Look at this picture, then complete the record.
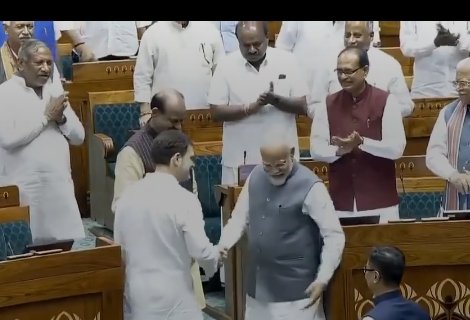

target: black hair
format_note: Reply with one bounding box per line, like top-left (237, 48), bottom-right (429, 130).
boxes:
top-left (150, 129), bottom-right (193, 165)
top-left (338, 46), bottom-right (370, 68)
top-left (369, 246), bottom-right (405, 286)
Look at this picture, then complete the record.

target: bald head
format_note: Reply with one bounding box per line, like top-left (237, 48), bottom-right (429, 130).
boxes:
top-left (455, 58), bottom-right (470, 105)
top-left (148, 88), bottom-right (186, 134)
top-left (344, 21), bottom-right (374, 50)
top-left (260, 129), bottom-right (295, 186)
top-left (236, 21), bottom-right (269, 63)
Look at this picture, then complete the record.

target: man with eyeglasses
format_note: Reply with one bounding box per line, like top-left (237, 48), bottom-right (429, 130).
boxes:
top-left (362, 246), bottom-right (430, 320)
top-left (310, 47), bottom-right (406, 223)
top-left (426, 57), bottom-right (470, 211)
top-left (309, 21), bottom-right (413, 118)
top-left (218, 128), bottom-right (345, 320)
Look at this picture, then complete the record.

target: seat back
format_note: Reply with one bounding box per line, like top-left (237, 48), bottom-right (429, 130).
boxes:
top-left (88, 90), bottom-right (140, 162)
top-left (0, 186), bottom-right (32, 259)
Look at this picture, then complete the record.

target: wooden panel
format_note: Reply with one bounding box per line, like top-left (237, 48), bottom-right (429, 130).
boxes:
top-left (0, 243), bottom-right (122, 320)
top-left (0, 185), bottom-right (19, 208)
top-left (405, 75), bottom-right (412, 90)
top-left (57, 43), bottom-right (72, 57)
top-left (0, 207), bottom-right (29, 224)
top-left (268, 21), bottom-right (282, 42)
top-left (379, 21), bottom-right (400, 47)
top-left (72, 59), bottom-right (136, 82)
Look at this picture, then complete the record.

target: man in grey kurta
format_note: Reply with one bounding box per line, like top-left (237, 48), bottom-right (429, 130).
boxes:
top-left (218, 130), bottom-right (345, 320)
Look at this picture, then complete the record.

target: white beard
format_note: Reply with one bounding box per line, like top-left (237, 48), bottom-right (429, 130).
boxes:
top-left (268, 176), bottom-right (287, 186)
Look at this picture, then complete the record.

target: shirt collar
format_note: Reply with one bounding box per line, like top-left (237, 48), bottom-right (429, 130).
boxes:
top-left (243, 46), bottom-right (272, 70)
top-left (373, 289), bottom-right (402, 305)
top-left (345, 82), bottom-right (371, 103)
top-left (147, 171), bottom-right (179, 185)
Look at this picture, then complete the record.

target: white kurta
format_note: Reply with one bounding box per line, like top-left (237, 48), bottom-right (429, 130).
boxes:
top-left (0, 75), bottom-right (85, 241)
top-left (219, 175), bottom-right (345, 320)
top-left (213, 21), bottom-right (239, 54)
top-left (310, 93), bottom-right (406, 223)
top-left (114, 172), bottom-right (219, 320)
top-left (426, 103), bottom-right (460, 180)
top-left (309, 46), bottom-right (414, 118)
top-left (400, 21), bottom-right (470, 98)
top-left (134, 21), bottom-right (225, 109)
top-left (276, 21), bottom-right (381, 91)
top-left (208, 46), bottom-right (308, 185)
top-left (57, 21), bottom-right (152, 58)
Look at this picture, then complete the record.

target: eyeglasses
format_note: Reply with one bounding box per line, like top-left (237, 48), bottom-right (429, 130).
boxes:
top-left (452, 80), bottom-right (470, 88)
top-left (335, 67), bottom-right (363, 77)
top-left (262, 160), bottom-right (289, 170)
top-left (362, 266), bottom-right (376, 274)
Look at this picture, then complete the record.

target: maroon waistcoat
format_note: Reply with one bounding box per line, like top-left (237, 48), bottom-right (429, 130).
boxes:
top-left (326, 84), bottom-right (398, 212)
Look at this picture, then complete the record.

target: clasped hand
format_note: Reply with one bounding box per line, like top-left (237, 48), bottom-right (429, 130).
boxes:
top-left (331, 131), bottom-right (363, 155)
top-left (45, 92), bottom-right (68, 123)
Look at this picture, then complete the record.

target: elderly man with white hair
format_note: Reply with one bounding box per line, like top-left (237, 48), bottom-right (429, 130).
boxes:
top-left (218, 128), bottom-right (345, 320)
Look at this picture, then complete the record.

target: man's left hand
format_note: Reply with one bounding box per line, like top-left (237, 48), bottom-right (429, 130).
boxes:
top-left (258, 81), bottom-right (280, 106)
top-left (303, 281), bottom-right (326, 309)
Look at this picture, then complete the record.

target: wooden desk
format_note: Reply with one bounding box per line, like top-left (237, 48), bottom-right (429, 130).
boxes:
top-left (0, 237), bottom-right (123, 320)
top-left (330, 220), bottom-right (470, 319)
top-left (215, 173), bottom-right (445, 320)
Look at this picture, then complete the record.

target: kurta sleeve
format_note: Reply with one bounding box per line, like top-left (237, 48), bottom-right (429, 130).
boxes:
top-left (275, 21), bottom-right (300, 52)
top-left (426, 107), bottom-right (458, 180)
top-left (302, 182), bottom-right (345, 285)
top-left (133, 30), bottom-right (157, 103)
top-left (400, 21), bottom-right (436, 58)
top-left (359, 94), bottom-right (406, 160)
top-left (112, 147), bottom-right (145, 212)
top-left (218, 175), bottom-right (250, 250)
top-left (58, 103), bottom-right (85, 145)
top-left (0, 99), bottom-right (48, 150)
top-left (179, 195), bottom-right (219, 278)
top-left (310, 103), bottom-right (340, 163)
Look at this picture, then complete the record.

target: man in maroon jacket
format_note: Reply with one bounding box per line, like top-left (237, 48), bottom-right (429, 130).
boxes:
top-left (310, 47), bottom-right (406, 223)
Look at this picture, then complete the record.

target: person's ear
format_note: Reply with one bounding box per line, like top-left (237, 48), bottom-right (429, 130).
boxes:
top-left (290, 147), bottom-right (295, 158)
top-left (171, 152), bottom-right (182, 167)
top-left (17, 58), bottom-right (25, 72)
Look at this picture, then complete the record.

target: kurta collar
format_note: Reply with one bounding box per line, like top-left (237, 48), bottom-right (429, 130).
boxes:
top-left (347, 82), bottom-right (371, 103)
top-left (373, 289), bottom-right (402, 306)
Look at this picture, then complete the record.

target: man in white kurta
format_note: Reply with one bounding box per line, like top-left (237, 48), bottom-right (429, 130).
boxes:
top-left (114, 130), bottom-right (220, 320)
top-left (426, 57), bottom-right (470, 211)
top-left (276, 21), bottom-right (381, 90)
top-left (213, 21), bottom-right (239, 54)
top-left (218, 130), bottom-right (345, 320)
top-left (208, 21), bottom-right (309, 186)
top-left (310, 47), bottom-right (406, 223)
top-left (134, 21), bottom-right (225, 125)
top-left (309, 21), bottom-right (413, 118)
top-left (0, 39), bottom-right (85, 241)
top-left (400, 21), bottom-right (470, 98)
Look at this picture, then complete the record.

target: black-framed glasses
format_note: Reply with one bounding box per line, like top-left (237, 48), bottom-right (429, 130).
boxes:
top-left (452, 80), bottom-right (470, 88)
top-left (362, 266), bottom-right (375, 274)
top-left (335, 67), bottom-right (362, 77)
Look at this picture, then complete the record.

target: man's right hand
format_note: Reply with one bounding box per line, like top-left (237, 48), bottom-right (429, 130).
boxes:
top-left (434, 24), bottom-right (460, 47)
top-left (217, 245), bottom-right (228, 268)
top-left (449, 171), bottom-right (470, 194)
top-left (75, 43), bottom-right (96, 62)
top-left (139, 102), bottom-right (152, 127)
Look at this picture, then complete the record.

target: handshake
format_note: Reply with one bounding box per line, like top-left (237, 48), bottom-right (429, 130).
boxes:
top-left (216, 244), bottom-right (229, 268)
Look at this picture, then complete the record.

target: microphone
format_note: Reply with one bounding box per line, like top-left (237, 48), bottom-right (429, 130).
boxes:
top-left (243, 151), bottom-right (247, 165)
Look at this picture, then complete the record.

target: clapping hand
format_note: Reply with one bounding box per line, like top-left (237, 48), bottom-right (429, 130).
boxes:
top-left (435, 23), bottom-right (460, 47)
top-left (331, 131), bottom-right (363, 155)
top-left (258, 81), bottom-right (279, 106)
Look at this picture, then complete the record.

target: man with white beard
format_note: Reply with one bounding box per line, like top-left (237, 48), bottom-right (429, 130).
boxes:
top-left (218, 129), bottom-right (345, 320)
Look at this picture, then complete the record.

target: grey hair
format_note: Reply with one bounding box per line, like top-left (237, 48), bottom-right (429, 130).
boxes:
top-left (345, 21), bottom-right (374, 32)
top-left (3, 21), bottom-right (10, 26)
top-left (18, 39), bottom-right (50, 62)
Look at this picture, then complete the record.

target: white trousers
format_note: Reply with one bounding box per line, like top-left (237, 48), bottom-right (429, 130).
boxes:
top-left (245, 295), bottom-right (325, 320)
top-left (336, 202), bottom-right (400, 224)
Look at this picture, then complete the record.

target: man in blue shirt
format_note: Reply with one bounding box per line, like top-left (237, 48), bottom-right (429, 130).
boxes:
top-left (362, 246), bottom-right (430, 320)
